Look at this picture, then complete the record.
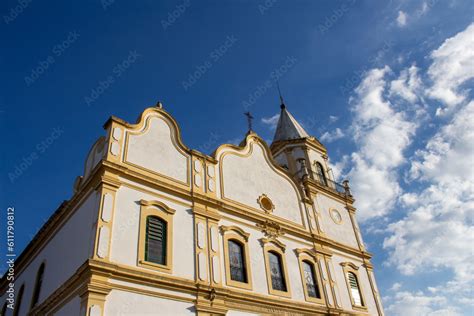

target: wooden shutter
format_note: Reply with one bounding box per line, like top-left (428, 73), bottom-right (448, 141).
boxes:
top-left (145, 216), bottom-right (167, 265)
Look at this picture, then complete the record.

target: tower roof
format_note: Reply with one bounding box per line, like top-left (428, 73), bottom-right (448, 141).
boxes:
top-left (272, 104), bottom-right (310, 143)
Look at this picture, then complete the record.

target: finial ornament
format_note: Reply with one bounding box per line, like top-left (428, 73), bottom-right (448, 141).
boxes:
top-left (244, 111), bottom-right (254, 132)
top-left (156, 101), bottom-right (163, 109)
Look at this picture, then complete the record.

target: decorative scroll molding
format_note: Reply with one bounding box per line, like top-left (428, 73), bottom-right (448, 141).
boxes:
top-left (256, 220), bottom-right (284, 239)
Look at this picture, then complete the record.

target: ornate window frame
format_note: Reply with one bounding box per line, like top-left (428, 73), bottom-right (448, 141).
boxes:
top-left (138, 200), bottom-right (175, 273)
top-left (260, 238), bottom-right (291, 298)
top-left (341, 262), bottom-right (367, 312)
top-left (295, 249), bottom-right (325, 304)
top-left (221, 225), bottom-right (253, 290)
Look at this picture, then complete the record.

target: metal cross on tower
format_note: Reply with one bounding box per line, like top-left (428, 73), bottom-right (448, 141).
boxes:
top-left (244, 111), bottom-right (254, 132)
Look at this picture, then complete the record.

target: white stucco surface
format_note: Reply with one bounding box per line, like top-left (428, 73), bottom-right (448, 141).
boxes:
top-left (125, 115), bottom-right (189, 184)
top-left (104, 289), bottom-right (195, 316)
top-left (316, 194), bottom-right (359, 248)
top-left (218, 218), bottom-right (309, 302)
top-left (219, 142), bottom-right (304, 225)
top-left (331, 253), bottom-right (378, 315)
top-left (110, 185), bottom-right (195, 280)
top-left (1, 192), bottom-right (98, 316)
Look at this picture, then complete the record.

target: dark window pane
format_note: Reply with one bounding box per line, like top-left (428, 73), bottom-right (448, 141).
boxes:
top-left (303, 261), bottom-right (321, 299)
top-left (316, 163), bottom-right (328, 186)
top-left (228, 240), bottom-right (247, 283)
top-left (268, 251), bottom-right (287, 292)
top-left (145, 216), bottom-right (166, 265)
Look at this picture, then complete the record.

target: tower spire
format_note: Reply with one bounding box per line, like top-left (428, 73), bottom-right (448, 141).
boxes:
top-left (277, 81), bottom-right (285, 109)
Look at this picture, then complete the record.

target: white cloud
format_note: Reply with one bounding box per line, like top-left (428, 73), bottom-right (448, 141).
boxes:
top-left (385, 290), bottom-right (462, 316)
top-left (384, 101), bottom-right (474, 280)
top-left (389, 65), bottom-right (423, 103)
top-left (390, 282), bottom-right (402, 291)
top-left (427, 23), bottom-right (474, 112)
top-left (329, 115), bottom-right (339, 123)
top-left (345, 66), bottom-right (417, 221)
top-left (320, 128), bottom-right (344, 143)
top-left (397, 10), bottom-right (408, 27)
top-left (261, 113), bottom-right (280, 129)
top-left (381, 24), bottom-right (474, 313)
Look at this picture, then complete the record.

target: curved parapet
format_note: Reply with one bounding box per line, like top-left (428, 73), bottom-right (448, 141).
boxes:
top-left (104, 106), bottom-right (192, 187)
top-left (213, 132), bottom-right (306, 226)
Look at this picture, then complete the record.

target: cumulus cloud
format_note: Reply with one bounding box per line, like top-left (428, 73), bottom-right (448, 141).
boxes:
top-left (345, 66), bottom-right (417, 220)
top-left (337, 22), bottom-right (474, 314)
top-left (320, 128), bottom-right (344, 143)
top-left (389, 65), bottom-right (423, 103)
top-left (261, 113), bottom-right (280, 129)
top-left (385, 290), bottom-right (462, 316)
top-left (397, 10), bottom-right (408, 27)
top-left (383, 101), bottom-right (474, 302)
top-left (381, 24), bottom-right (474, 314)
top-left (427, 23), bottom-right (474, 113)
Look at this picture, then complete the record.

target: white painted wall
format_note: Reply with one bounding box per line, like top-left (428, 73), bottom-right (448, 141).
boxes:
top-left (218, 217), bottom-right (311, 303)
top-left (125, 115), bottom-right (189, 184)
top-left (110, 184), bottom-right (195, 280)
top-left (83, 137), bottom-right (106, 180)
top-left (104, 289), bottom-right (195, 316)
top-left (331, 253), bottom-right (378, 315)
top-left (0, 192), bottom-right (99, 316)
top-left (315, 194), bottom-right (359, 249)
top-left (219, 142), bottom-right (305, 226)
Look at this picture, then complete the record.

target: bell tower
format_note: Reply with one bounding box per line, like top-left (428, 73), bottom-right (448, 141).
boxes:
top-left (270, 102), bottom-right (351, 198)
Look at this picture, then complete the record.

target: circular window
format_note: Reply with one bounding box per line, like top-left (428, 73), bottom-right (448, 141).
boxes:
top-left (257, 194), bottom-right (274, 213)
top-left (330, 209), bottom-right (342, 224)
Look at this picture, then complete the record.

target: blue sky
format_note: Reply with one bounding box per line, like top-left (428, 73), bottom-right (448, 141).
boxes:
top-left (1, 1), bottom-right (473, 314)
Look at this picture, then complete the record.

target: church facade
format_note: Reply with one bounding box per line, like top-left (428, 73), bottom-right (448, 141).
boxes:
top-left (1, 102), bottom-right (384, 316)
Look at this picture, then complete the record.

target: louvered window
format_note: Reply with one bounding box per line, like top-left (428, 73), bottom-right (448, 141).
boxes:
top-left (268, 251), bottom-right (287, 292)
top-left (303, 260), bottom-right (321, 298)
top-left (348, 272), bottom-right (363, 306)
top-left (145, 216), bottom-right (166, 265)
top-left (228, 240), bottom-right (247, 283)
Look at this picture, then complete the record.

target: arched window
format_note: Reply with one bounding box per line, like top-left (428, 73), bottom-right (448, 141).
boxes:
top-left (145, 216), bottom-right (167, 265)
top-left (315, 162), bottom-right (328, 186)
top-left (13, 284), bottom-right (25, 316)
top-left (228, 239), bottom-right (247, 283)
top-left (348, 272), bottom-right (363, 306)
top-left (30, 262), bottom-right (45, 309)
top-left (302, 260), bottom-right (321, 299)
top-left (221, 226), bottom-right (252, 290)
top-left (268, 251), bottom-right (287, 292)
